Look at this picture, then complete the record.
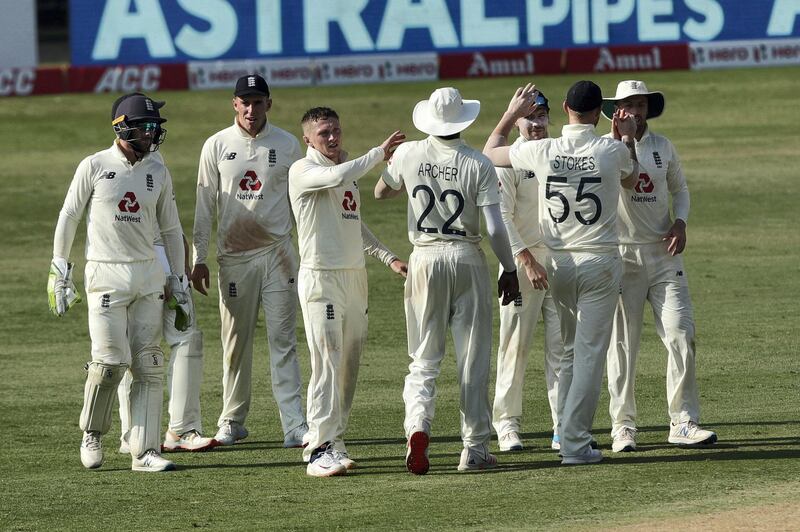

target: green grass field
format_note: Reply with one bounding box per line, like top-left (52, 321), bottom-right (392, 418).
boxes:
top-left (1, 67), bottom-right (799, 531)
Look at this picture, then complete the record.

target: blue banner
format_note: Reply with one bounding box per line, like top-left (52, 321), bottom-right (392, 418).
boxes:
top-left (70, 0), bottom-right (800, 66)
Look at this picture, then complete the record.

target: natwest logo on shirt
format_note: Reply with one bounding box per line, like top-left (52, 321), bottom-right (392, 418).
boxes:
top-left (341, 190), bottom-right (359, 220)
top-left (236, 170), bottom-right (264, 200)
top-left (634, 173), bottom-right (654, 194)
top-left (631, 173), bottom-right (657, 204)
top-left (116, 191), bottom-right (142, 222)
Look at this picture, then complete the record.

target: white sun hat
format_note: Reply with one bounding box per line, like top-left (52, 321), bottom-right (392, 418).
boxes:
top-left (601, 80), bottom-right (665, 120)
top-left (412, 87), bottom-right (481, 136)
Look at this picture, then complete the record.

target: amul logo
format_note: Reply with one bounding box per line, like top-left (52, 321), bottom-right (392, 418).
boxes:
top-left (342, 190), bottom-right (357, 211)
top-left (118, 192), bottom-right (140, 212)
top-left (239, 170), bottom-right (262, 191)
top-left (635, 173), bottom-right (654, 194)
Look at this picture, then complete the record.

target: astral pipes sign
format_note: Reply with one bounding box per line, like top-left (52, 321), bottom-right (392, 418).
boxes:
top-left (70, 0), bottom-right (800, 66)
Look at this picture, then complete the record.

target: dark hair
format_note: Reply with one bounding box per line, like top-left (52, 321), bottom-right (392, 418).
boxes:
top-left (301, 107), bottom-right (339, 125)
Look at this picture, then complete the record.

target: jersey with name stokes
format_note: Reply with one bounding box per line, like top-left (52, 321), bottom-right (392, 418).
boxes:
top-left (510, 124), bottom-right (633, 253)
top-left (60, 142), bottom-right (181, 262)
top-left (382, 136), bottom-right (500, 246)
top-left (193, 121), bottom-right (302, 265)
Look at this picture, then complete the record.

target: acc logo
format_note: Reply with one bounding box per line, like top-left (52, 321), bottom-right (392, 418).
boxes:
top-left (239, 170), bottom-right (262, 191)
top-left (635, 173), bottom-right (654, 194)
top-left (118, 192), bottom-right (140, 213)
top-left (342, 191), bottom-right (357, 211)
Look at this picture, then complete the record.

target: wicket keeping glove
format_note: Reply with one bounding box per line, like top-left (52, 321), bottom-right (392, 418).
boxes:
top-left (166, 274), bottom-right (192, 332)
top-left (48, 257), bottom-right (81, 317)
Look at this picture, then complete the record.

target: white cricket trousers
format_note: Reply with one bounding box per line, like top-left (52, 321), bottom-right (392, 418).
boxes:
top-left (298, 267), bottom-right (368, 461)
top-left (493, 248), bottom-right (564, 437)
top-left (217, 238), bottom-right (305, 435)
top-left (118, 278), bottom-right (205, 438)
top-left (607, 242), bottom-right (699, 435)
top-left (85, 259), bottom-right (165, 455)
top-left (402, 243), bottom-right (493, 450)
top-left (547, 251), bottom-right (621, 459)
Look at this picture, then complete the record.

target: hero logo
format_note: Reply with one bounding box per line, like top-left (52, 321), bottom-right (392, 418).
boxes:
top-left (95, 66), bottom-right (161, 93)
top-left (236, 170), bottom-right (264, 200)
top-left (118, 191), bottom-right (140, 213)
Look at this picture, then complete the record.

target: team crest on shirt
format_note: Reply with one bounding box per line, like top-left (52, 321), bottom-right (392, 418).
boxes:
top-left (652, 151), bottom-right (662, 168)
top-left (522, 170), bottom-right (536, 180)
top-left (268, 148), bottom-right (277, 167)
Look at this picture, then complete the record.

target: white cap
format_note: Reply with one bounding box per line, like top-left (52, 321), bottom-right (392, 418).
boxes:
top-left (412, 87), bottom-right (480, 136)
top-left (601, 80), bottom-right (665, 120)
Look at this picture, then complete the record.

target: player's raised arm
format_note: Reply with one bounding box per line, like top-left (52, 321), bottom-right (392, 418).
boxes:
top-left (484, 84), bottom-right (540, 167)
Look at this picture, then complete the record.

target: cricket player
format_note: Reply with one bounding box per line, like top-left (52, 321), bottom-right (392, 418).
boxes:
top-left (289, 107), bottom-right (406, 477)
top-left (375, 87), bottom-right (521, 474)
top-left (49, 92), bottom-right (189, 472)
top-left (192, 74), bottom-right (308, 448)
top-left (602, 80), bottom-right (717, 452)
top-left (484, 81), bottom-right (639, 465)
top-left (117, 234), bottom-right (216, 454)
top-left (491, 91), bottom-right (566, 452)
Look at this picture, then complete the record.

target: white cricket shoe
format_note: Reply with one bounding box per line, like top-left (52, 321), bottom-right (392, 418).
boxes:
top-left (306, 446), bottom-right (346, 477)
top-left (668, 421), bottom-right (717, 446)
top-left (551, 433), bottom-right (560, 451)
top-left (163, 429), bottom-right (218, 452)
top-left (457, 445), bottom-right (498, 472)
top-left (119, 436), bottom-right (130, 455)
top-left (132, 449), bottom-right (176, 472)
top-left (214, 420), bottom-right (249, 446)
top-left (80, 431), bottom-right (103, 469)
top-left (283, 422), bottom-right (309, 448)
top-left (332, 449), bottom-right (357, 470)
top-left (498, 431), bottom-right (523, 452)
top-left (406, 431), bottom-right (430, 475)
top-left (561, 447), bottom-right (603, 465)
top-left (612, 427), bottom-right (637, 453)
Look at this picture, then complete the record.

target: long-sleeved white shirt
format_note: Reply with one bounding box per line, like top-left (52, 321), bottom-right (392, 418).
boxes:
top-left (509, 124), bottom-right (633, 253)
top-left (604, 128), bottom-right (690, 244)
top-left (193, 120), bottom-right (302, 266)
top-left (380, 136), bottom-right (500, 247)
top-left (52, 141), bottom-right (184, 274)
top-left (497, 136), bottom-right (544, 256)
top-left (289, 146), bottom-right (385, 270)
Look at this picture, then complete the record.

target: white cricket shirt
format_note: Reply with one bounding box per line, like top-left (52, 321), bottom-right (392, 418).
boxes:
top-left (193, 120), bottom-right (302, 265)
top-left (509, 124), bottom-right (633, 253)
top-left (56, 142), bottom-right (183, 263)
top-left (498, 136), bottom-right (544, 256)
top-left (605, 128), bottom-right (690, 245)
top-left (289, 145), bottom-right (384, 270)
top-left (381, 136), bottom-right (500, 247)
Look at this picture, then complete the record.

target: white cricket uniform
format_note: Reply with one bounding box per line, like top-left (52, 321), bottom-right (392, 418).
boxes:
top-left (509, 124), bottom-right (633, 459)
top-left (605, 128), bottom-right (699, 435)
top-left (52, 141), bottom-right (184, 457)
top-left (193, 120), bottom-right (305, 436)
top-left (290, 145), bottom-right (397, 461)
top-left (118, 241), bottom-right (206, 440)
top-left (493, 137), bottom-right (565, 438)
top-left (381, 136), bottom-right (499, 450)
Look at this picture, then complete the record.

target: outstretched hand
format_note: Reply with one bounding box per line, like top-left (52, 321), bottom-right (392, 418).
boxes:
top-left (381, 130), bottom-right (406, 160)
top-left (506, 83), bottom-right (540, 120)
